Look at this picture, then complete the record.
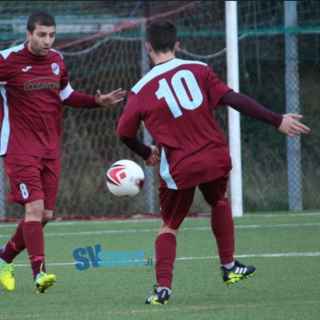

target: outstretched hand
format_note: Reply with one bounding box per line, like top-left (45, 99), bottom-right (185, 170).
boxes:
top-left (95, 88), bottom-right (126, 107)
top-left (0, 81), bottom-right (7, 86)
top-left (145, 145), bottom-right (161, 166)
top-left (278, 114), bottom-right (310, 138)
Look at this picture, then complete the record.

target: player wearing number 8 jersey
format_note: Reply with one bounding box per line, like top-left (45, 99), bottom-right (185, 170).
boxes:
top-left (117, 19), bottom-right (310, 305)
top-left (0, 10), bottom-right (126, 293)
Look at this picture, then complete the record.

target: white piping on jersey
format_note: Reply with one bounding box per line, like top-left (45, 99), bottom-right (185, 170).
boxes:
top-left (160, 148), bottom-right (177, 190)
top-left (0, 87), bottom-right (10, 155)
top-left (0, 44), bottom-right (64, 60)
top-left (51, 48), bottom-right (64, 59)
top-left (60, 83), bottom-right (74, 101)
top-left (0, 43), bottom-right (25, 60)
top-left (132, 58), bottom-right (207, 94)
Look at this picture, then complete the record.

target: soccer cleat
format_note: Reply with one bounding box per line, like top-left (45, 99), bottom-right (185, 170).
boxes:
top-left (0, 258), bottom-right (15, 291)
top-left (221, 260), bottom-right (256, 285)
top-left (145, 285), bottom-right (170, 305)
top-left (34, 272), bottom-right (56, 293)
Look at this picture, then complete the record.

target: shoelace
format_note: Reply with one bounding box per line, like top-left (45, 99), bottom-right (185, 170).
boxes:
top-left (235, 260), bottom-right (245, 268)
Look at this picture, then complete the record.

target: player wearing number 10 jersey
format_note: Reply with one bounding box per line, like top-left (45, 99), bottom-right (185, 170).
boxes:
top-left (118, 57), bottom-right (233, 190)
top-left (116, 19), bottom-right (310, 305)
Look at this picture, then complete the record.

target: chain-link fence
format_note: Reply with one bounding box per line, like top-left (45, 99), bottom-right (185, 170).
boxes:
top-left (0, 1), bottom-right (319, 218)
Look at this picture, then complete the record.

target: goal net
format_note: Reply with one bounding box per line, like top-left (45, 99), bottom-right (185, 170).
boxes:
top-left (0, 1), bottom-right (319, 218)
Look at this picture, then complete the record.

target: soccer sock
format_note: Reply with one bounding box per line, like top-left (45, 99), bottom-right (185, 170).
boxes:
top-left (211, 198), bottom-right (235, 265)
top-left (157, 286), bottom-right (172, 295)
top-left (155, 233), bottom-right (176, 289)
top-left (0, 218), bottom-right (26, 263)
top-left (0, 218), bottom-right (49, 264)
top-left (222, 261), bottom-right (235, 269)
top-left (23, 221), bottom-right (46, 280)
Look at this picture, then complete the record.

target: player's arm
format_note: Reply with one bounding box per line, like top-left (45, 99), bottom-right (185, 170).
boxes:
top-left (0, 81), bottom-right (7, 85)
top-left (119, 136), bottom-right (160, 166)
top-left (220, 91), bottom-right (310, 137)
top-left (119, 136), bottom-right (152, 160)
top-left (117, 93), bottom-right (160, 166)
top-left (95, 88), bottom-right (126, 107)
top-left (58, 55), bottom-right (125, 108)
top-left (62, 89), bottom-right (125, 108)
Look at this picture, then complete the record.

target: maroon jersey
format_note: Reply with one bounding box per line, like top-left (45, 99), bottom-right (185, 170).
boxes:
top-left (0, 42), bottom-right (73, 158)
top-left (117, 58), bottom-right (233, 190)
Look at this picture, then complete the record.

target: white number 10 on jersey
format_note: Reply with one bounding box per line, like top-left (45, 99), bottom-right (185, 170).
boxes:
top-left (155, 70), bottom-right (203, 118)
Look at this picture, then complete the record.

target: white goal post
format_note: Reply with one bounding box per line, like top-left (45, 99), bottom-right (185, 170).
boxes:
top-left (225, 1), bottom-right (243, 217)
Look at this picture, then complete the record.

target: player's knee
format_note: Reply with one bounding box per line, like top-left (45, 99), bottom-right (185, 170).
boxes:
top-left (211, 197), bottom-right (229, 208)
top-left (159, 222), bottom-right (179, 236)
top-left (42, 210), bottom-right (53, 226)
top-left (25, 200), bottom-right (45, 221)
top-left (204, 196), bottom-right (220, 206)
top-left (42, 217), bottom-right (51, 227)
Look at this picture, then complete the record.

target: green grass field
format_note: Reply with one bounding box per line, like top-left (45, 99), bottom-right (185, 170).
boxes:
top-left (1, 212), bottom-right (320, 320)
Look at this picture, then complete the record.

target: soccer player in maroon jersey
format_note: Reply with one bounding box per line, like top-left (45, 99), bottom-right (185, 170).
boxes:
top-left (116, 19), bottom-right (310, 305)
top-left (0, 10), bottom-right (126, 293)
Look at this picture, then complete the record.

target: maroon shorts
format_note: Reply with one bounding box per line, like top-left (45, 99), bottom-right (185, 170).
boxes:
top-left (4, 154), bottom-right (60, 210)
top-left (159, 174), bottom-right (229, 230)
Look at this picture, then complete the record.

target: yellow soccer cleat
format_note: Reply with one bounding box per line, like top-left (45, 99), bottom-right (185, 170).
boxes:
top-left (0, 258), bottom-right (15, 291)
top-left (145, 285), bottom-right (171, 305)
top-left (34, 272), bottom-right (56, 293)
top-left (221, 260), bottom-right (256, 285)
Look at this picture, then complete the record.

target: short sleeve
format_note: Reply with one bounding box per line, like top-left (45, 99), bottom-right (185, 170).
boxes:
top-left (60, 59), bottom-right (70, 91)
top-left (206, 66), bottom-right (233, 110)
top-left (0, 55), bottom-right (7, 81)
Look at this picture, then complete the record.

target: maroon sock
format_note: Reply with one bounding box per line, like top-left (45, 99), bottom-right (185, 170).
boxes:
top-left (155, 233), bottom-right (176, 289)
top-left (0, 218), bottom-right (26, 263)
top-left (211, 198), bottom-right (235, 265)
top-left (23, 221), bottom-right (46, 279)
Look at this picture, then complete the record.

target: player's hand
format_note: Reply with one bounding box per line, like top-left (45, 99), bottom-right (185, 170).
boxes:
top-left (95, 88), bottom-right (126, 107)
top-left (145, 145), bottom-right (160, 166)
top-left (0, 81), bottom-right (7, 86)
top-left (278, 114), bottom-right (310, 138)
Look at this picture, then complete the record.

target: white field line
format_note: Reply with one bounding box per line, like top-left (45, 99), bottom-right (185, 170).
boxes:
top-left (0, 212), bottom-right (320, 228)
top-left (13, 251), bottom-right (320, 267)
top-left (0, 222), bottom-right (319, 238)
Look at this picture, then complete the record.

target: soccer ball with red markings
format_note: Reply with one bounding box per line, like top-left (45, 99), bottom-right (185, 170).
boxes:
top-left (106, 159), bottom-right (145, 197)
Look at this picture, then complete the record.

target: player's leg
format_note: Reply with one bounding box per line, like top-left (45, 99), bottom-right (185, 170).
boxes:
top-left (31, 208), bottom-right (56, 294)
top-left (0, 217), bottom-right (26, 291)
top-left (24, 200), bottom-right (51, 289)
top-left (32, 209), bottom-right (55, 294)
top-left (0, 210), bottom-right (54, 292)
top-left (32, 158), bottom-right (60, 293)
top-left (145, 186), bottom-right (195, 305)
top-left (0, 155), bottom-right (31, 291)
top-left (1, 155), bottom-right (57, 293)
top-left (199, 175), bottom-right (256, 284)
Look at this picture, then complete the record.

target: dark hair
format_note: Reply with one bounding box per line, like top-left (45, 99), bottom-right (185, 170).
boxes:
top-left (27, 10), bottom-right (56, 33)
top-left (146, 19), bottom-right (177, 53)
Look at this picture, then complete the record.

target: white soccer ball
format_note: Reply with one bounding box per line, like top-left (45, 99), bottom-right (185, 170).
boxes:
top-left (106, 159), bottom-right (145, 197)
